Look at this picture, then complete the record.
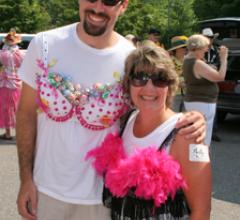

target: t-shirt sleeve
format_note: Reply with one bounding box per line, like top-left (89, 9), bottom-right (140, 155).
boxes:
top-left (18, 34), bottom-right (42, 90)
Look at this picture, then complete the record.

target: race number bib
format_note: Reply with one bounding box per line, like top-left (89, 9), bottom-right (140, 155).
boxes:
top-left (189, 144), bottom-right (210, 162)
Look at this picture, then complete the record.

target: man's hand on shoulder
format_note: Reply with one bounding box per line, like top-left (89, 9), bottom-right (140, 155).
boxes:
top-left (176, 111), bottom-right (206, 143)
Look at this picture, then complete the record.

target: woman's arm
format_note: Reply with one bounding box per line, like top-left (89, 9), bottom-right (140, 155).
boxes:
top-left (170, 135), bottom-right (212, 220)
top-left (194, 46), bottom-right (228, 82)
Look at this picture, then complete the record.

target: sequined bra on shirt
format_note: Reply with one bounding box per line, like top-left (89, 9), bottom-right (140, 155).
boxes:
top-left (35, 35), bottom-right (129, 131)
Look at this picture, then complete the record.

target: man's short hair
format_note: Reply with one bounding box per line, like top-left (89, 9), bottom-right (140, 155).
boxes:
top-left (148, 28), bottom-right (160, 35)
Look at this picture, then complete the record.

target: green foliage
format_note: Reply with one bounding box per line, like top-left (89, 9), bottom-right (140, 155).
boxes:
top-left (40, 0), bottom-right (79, 28)
top-left (6, 0), bottom-right (240, 46)
top-left (0, 0), bottom-right (50, 33)
top-left (116, 0), bottom-right (168, 38)
top-left (116, 0), bottom-right (196, 48)
top-left (193, 0), bottom-right (240, 20)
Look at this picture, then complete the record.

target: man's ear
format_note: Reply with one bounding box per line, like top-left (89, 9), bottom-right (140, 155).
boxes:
top-left (119, 0), bottom-right (129, 15)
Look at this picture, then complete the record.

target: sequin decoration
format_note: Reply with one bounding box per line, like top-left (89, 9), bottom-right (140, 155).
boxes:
top-left (47, 72), bottom-right (114, 107)
top-left (36, 59), bottom-right (130, 130)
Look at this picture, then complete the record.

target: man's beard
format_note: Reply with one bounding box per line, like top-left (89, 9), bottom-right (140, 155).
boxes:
top-left (83, 10), bottom-right (110, 36)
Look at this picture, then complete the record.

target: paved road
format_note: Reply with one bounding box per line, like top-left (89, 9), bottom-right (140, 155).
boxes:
top-left (0, 112), bottom-right (240, 219)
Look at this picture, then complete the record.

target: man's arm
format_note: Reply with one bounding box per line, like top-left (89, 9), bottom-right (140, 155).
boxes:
top-left (175, 111), bottom-right (206, 143)
top-left (16, 82), bottom-right (38, 220)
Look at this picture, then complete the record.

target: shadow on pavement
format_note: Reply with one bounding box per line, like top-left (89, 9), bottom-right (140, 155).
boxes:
top-left (0, 137), bottom-right (16, 145)
top-left (211, 114), bottom-right (240, 204)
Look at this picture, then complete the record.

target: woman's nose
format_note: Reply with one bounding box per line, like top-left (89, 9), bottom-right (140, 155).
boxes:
top-left (144, 79), bottom-right (155, 89)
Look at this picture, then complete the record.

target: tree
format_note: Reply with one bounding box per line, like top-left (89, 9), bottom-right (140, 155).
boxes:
top-left (116, 0), bottom-right (196, 48)
top-left (0, 0), bottom-right (197, 44)
top-left (0, 0), bottom-right (50, 33)
top-left (40, 0), bottom-right (79, 28)
top-left (193, 0), bottom-right (240, 20)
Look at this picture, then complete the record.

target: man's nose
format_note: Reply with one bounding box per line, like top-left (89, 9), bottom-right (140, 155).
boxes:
top-left (94, 0), bottom-right (107, 12)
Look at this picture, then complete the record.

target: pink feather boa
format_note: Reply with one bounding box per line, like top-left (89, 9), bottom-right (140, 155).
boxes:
top-left (86, 133), bottom-right (187, 207)
top-left (85, 133), bottom-right (126, 175)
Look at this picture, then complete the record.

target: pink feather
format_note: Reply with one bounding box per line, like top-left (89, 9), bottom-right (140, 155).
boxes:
top-left (85, 134), bottom-right (187, 207)
top-left (85, 133), bottom-right (125, 175)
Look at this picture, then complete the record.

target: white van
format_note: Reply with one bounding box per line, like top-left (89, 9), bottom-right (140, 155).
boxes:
top-left (0, 33), bottom-right (35, 50)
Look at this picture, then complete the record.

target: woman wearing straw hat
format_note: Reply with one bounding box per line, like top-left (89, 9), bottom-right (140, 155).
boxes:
top-left (0, 29), bottom-right (24, 140)
top-left (168, 36), bottom-right (188, 76)
top-left (168, 36), bottom-right (188, 111)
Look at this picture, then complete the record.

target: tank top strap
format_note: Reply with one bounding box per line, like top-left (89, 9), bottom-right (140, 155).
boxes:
top-left (119, 109), bottom-right (136, 137)
top-left (158, 128), bottom-right (179, 151)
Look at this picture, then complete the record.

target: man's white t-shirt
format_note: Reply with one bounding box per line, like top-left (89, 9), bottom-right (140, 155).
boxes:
top-left (18, 23), bottom-right (134, 204)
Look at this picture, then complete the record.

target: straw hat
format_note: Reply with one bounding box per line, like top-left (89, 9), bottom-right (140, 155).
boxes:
top-left (168, 35), bottom-right (188, 51)
top-left (3, 28), bottom-right (22, 46)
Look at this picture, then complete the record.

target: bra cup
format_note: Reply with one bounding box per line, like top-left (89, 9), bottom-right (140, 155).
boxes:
top-left (76, 84), bottom-right (127, 129)
top-left (38, 76), bottom-right (73, 119)
top-left (37, 75), bottom-right (128, 129)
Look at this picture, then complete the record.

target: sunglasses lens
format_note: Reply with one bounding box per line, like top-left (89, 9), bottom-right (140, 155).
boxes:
top-left (130, 74), bottom-right (148, 87)
top-left (103, 0), bottom-right (122, 6)
top-left (130, 72), bottom-right (170, 88)
top-left (87, 0), bottom-right (122, 6)
top-left (151, 74), bottom-right (170, 87)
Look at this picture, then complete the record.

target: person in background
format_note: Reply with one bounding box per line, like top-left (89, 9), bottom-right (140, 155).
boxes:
top-left (183, 34), bottom-right (228, 146)
top-left (168, 35), bottom-right (188, 76)
top-left (168, 35), bottom-right (188, 111)
top-left (16, 1), bottom-right (206, 219)
top-left (140, 39), bottom-right (157, 47)
top-left (125, 34), bottom-right (136, 46)
top-left (0, 29), bottom-right (24, 140)
top-left (202, 28), bottom-right (220, 69)
top-left (87, 45), bottom-right (212, 220)
top-left (202, 27), bottom-right (221, 142)
top-left (125, 34), bottom-right (141, 47)
top-left (147, 27), bottom-right (164, 48)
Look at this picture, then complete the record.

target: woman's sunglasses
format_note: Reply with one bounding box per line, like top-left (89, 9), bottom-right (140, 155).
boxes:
top-left (129, 72), bottom-right (172, 88)
top-left (86, 0), bottom-right (123, 7)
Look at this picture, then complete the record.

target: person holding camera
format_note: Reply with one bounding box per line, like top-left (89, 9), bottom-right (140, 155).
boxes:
top-left (202, 28), bottom-right (221, 142)
top-left (183, 34), bottom-right (228, 146)
top-left (202, 28), bottom-right (220, 69)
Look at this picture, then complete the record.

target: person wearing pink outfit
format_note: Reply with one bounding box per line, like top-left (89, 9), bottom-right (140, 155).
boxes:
top-left (0, 29), bottom-right (24, 140)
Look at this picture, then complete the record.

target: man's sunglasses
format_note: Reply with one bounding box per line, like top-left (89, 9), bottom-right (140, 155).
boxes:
top-left (129, 72), bottom-right (172, 88)
top-left (86, 0), bottom-right (123, 7)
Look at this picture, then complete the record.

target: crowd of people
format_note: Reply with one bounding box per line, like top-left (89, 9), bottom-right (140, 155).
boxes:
top-left (0, 1), bottom-right (230, 220)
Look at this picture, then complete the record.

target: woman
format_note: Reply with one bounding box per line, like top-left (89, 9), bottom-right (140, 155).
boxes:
top-left (0, 29), bottom-right (24, 140)
top-left (168, 35), bottom-right (188, 111)
top-left (87, 45), bottom-right (212, 220)
top-left (183, 34), bottom-right (228, 146)
top-left (168, 35), bottom-right (188, 76)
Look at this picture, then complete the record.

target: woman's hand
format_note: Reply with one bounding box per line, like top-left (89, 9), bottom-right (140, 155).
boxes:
top-left (219, 45), bottom-right (228, 62)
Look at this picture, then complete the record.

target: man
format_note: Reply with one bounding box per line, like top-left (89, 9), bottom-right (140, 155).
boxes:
top-left (16, 1), bottom-right (206, 220)
top-left (202, 28), bottom-right (220, 68)
top-left (202, 27), bottom-right (221, 142)
top-left (147, 27), bottom-right (164, 48)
